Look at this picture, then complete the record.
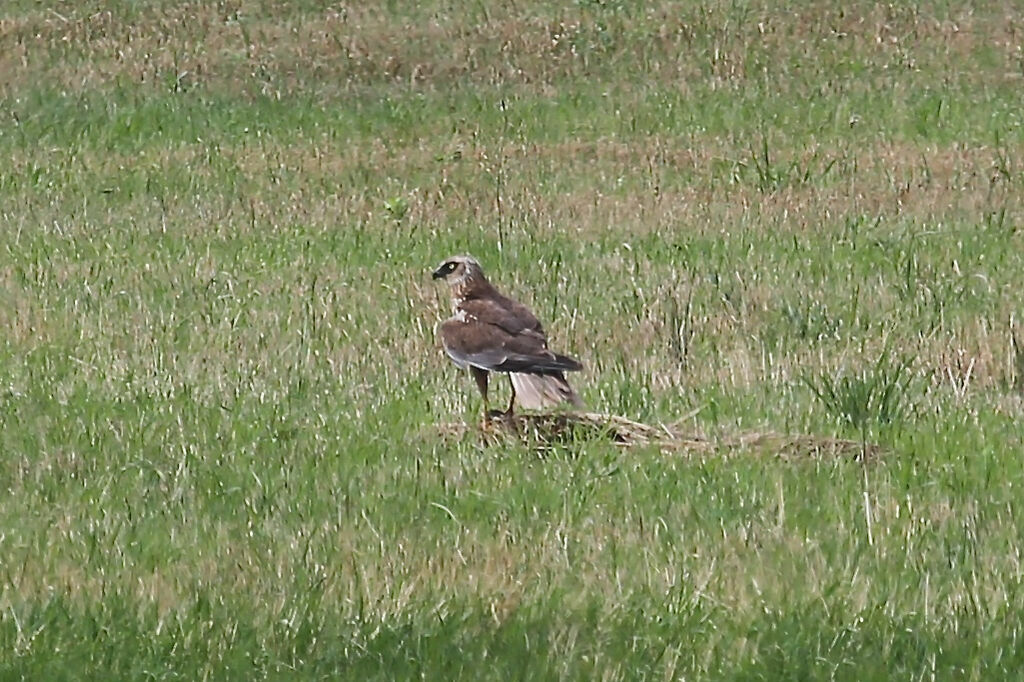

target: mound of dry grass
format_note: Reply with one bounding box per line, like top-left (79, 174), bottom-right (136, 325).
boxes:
top-left (440, 411), bottom-right (881, 460)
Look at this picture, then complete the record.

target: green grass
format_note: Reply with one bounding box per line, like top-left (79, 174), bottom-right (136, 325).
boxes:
top-left (2, 0), bottom-right (1024, 679)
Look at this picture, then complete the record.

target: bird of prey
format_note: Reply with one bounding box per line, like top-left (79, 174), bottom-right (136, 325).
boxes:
top-left (432, 255), bottom-right (583, 418)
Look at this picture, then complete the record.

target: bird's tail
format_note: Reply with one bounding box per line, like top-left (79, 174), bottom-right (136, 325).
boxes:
top-left (510, 372), bottom-right (583, 410)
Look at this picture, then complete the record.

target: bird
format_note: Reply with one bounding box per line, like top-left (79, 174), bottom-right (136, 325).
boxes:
top-left (432, 255), bottom-right (583, 419)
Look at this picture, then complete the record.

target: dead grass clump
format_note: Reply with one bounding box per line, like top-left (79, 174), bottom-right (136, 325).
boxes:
top-left (439, 411), bottom-right (880, 460)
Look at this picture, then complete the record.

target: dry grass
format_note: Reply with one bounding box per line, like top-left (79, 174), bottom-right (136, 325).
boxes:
top-left (438, 411), bottom-right (882, 460)
top-left (4, 1), bottom-right (1022, 96)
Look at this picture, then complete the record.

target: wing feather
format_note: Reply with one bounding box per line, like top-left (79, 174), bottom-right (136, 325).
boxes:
top-left (441, 316), bottom-right (581, 374)
top-left (458, 298), bottom-right (542, 336)
top-left (440, 278), bottom-right (583, 380)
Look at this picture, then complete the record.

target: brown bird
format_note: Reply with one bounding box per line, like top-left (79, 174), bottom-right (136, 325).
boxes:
top-left (432, 255), bottom-right (583, 418)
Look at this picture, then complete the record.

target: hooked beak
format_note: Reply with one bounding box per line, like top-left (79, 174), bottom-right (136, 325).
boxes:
top-left (431, 267), bottom-right (445, 280)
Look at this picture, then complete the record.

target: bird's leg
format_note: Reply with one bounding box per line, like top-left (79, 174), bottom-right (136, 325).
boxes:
top-left (470, 367), bottom-right (490, 420)
top-left (505, 374), bottom-right (517, 418)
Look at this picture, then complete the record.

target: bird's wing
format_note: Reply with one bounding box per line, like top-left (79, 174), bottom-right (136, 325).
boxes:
top-left (459, 297), bottom-right (544, 337)
top-left (441, 317), bottom-right (581, 374)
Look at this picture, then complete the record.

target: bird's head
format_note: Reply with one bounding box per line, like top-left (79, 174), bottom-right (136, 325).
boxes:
top-left (432, 255), bottom-right (483, 288)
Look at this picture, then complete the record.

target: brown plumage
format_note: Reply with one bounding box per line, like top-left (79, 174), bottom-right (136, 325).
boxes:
top-left (432, 255), bottom-right (583, 417)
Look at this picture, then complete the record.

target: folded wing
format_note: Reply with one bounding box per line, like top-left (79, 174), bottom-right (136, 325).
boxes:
top-left (441, 318), bottom-right (581, 373)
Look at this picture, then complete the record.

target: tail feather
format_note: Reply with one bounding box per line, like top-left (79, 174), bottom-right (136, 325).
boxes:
top-left (510, 372), bottom-right (583, 410)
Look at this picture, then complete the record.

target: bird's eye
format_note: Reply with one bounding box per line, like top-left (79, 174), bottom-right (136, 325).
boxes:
top-left (445, 262), bottom-right (456, 272)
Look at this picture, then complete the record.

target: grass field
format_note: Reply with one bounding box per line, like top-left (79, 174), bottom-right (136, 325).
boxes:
top-left (2, 1), bottom-right (1024, 679)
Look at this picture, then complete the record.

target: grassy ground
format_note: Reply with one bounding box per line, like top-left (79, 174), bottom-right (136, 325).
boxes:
top-left (2, 0), bottom-right (1024, 679)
